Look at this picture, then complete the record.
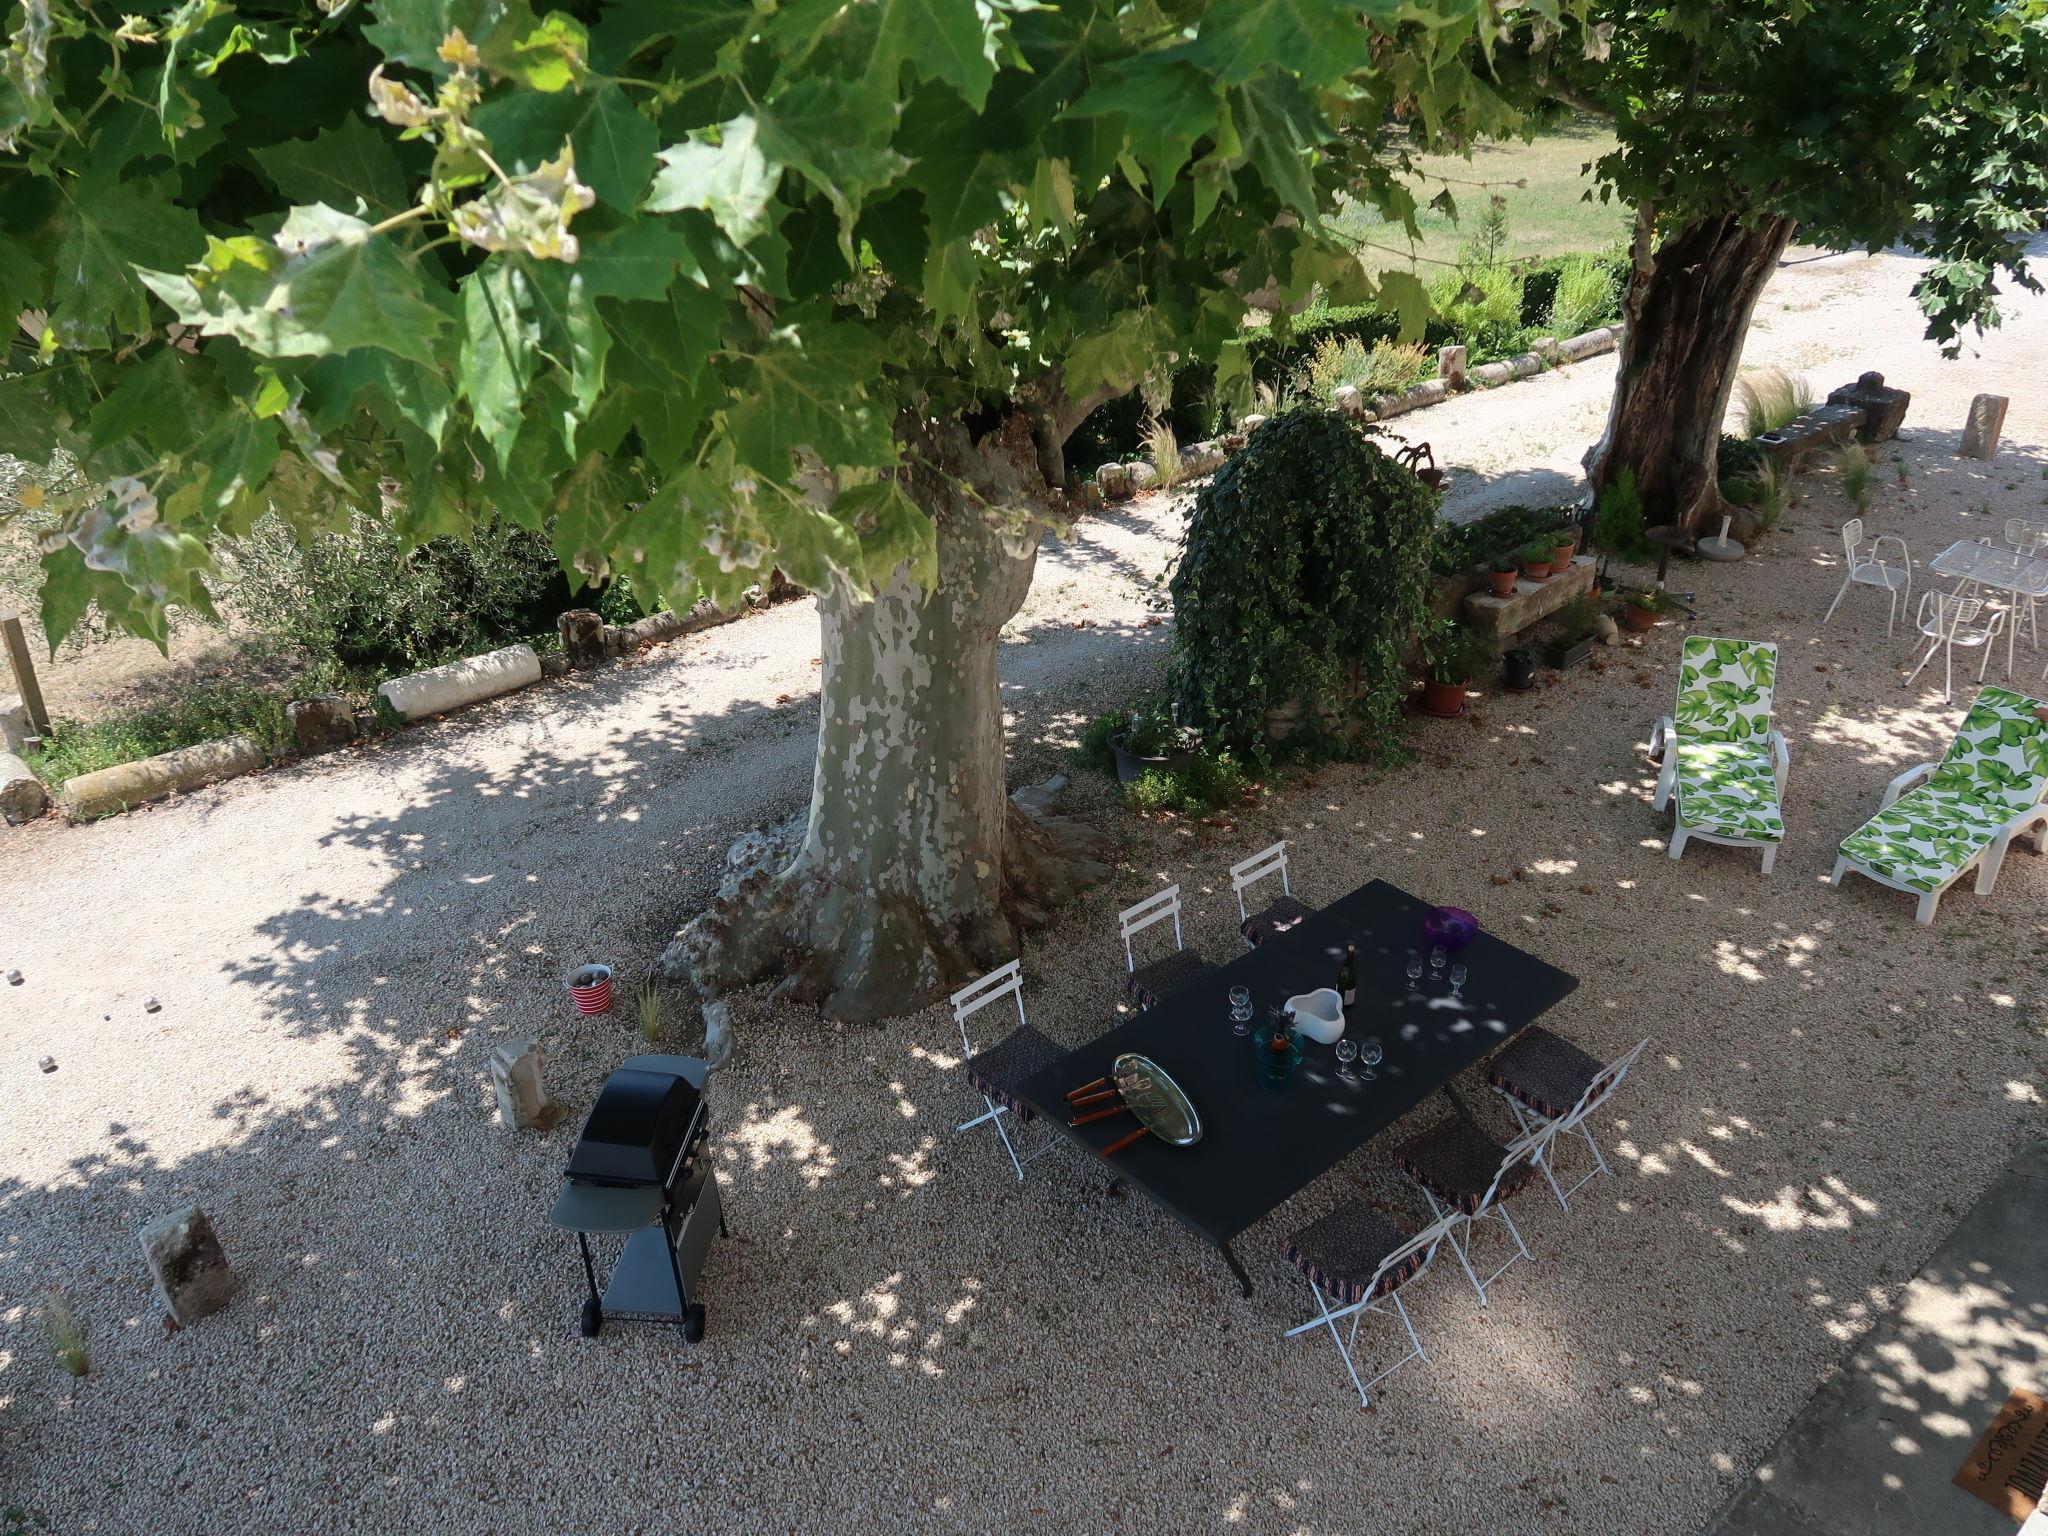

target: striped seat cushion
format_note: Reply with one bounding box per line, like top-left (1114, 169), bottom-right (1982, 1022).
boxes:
top-left (1394, 1119), bottom-right (1534, 1215)
top-left (964, 1025), bottom-right (1065, 1119)
top-left (1123, 948), bottom-right (1214, 1010)
top-left (1240, 894), bottom-right (1315, 946)
top-left (1484, 1026), bottom-right (1608, 1122)
top-left (1285, 1203), bottom-right (1427, 1306)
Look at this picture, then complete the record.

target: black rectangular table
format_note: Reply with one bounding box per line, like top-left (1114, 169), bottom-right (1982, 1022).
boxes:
top-left (1015, 879), bottom-right (1579, 1297)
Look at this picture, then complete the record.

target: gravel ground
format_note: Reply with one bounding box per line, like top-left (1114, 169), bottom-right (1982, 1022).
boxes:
top-left (3, 245), bottom-right (2047, 1535)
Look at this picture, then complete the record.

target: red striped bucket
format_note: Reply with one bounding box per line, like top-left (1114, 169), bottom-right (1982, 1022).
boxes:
top-left (568, 964), bottom-right (613, 1016)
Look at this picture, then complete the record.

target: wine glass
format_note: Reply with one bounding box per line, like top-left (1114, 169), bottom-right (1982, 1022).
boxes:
top-left (1358, 1035), bottom-right (1383, 1081)
top-left (1405, 951), bottom-right (1423, 991)
top-left (1334, 1038), bottom-right (1359, 1083)
top-left (1230, 999), bottom-right (1253, 1036)
top-left (1449, 963), bottom-right (1468, 998)
top-left (1428, 946), bottom-right (1447, 977)
top-left (1228, 985), bottom-right (1250, 1011)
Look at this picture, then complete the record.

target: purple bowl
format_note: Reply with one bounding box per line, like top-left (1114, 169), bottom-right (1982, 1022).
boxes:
top-left (1422, 906), bottom-right (1479, 951)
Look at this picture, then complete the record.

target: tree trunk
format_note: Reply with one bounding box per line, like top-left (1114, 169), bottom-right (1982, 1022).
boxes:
top-left (1587, 211), bottom-right (1797, 535)
top-left (659, 414), bottom-right (1107, 1022)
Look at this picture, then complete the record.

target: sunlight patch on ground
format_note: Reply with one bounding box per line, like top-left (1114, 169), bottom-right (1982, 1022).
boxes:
top-left (723, 1102), bottom-right (839, 1187)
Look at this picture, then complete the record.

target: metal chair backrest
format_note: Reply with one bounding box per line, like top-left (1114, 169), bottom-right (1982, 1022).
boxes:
top-left (2005, 518), bottom-right (2048, 556)
top-left (1118, 886), bottom-right (1185, 972)
top-left (1922, 588), bottom-right (1997, 643)
top-left (1228, 841), bottom-right (1290, 923)
top-left (1555, 1038), bottom-right (1650, 1135)
top-left (1473, 1121), bottom-right (1556, 1219)
top-left (950, 960), bottom-right (1026, 1058)
top-left (1840, 516), bottom-right (1866, 565)
top-left (1369, 1209), bottom-right (1461, 1300)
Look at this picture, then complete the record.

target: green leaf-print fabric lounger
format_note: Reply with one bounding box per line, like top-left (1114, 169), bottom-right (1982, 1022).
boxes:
top-left (1833, 686), bottom-right (2048, 923)
top-left (1650, 637), bottom-right (1789, 872)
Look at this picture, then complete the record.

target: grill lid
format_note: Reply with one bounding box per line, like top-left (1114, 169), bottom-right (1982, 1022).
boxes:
top-left (566, 1068), bottom-right (701, 1187)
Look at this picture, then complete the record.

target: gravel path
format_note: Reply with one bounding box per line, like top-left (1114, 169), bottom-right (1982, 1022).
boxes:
top-left (3, 245), bottom-right (2046, 1535)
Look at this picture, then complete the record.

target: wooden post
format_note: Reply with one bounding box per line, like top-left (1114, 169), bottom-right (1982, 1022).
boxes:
top-left (1, 612), bottom-right (49, 736)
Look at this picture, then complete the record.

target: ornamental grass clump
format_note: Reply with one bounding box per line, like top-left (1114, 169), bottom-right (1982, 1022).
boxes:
top-left (1737, 368), bottom-right (1814, 438)
top-left (1169, 407), bottom-right (1438, 760)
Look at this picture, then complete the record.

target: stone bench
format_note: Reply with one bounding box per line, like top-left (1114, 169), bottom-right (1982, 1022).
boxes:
top-left (1462, 556), bottom-right (1596, 644)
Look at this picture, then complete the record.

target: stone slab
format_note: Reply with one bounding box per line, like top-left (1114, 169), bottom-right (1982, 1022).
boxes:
top-left (490, 1038), bottom-right (547, 1130)
top-left (377, 643), bottom-right (541, 722)
top-left (286, 694), bottom-right (355, 753)
top-left (59, 735), bottom-right (263, 821)
top-left (1827, 372), bottom-right (1911, 442)
top-left (138, 1205), bottom-right (238, 1326)
top-left (1462, 556), bottom-right (1596, 641)
top-left (0, 692), bottom-right (26, 752)
top-left (1706, 1133), bottom-right (2048, 1536)
top-left (1961, 394), bottom-right (2010, 460)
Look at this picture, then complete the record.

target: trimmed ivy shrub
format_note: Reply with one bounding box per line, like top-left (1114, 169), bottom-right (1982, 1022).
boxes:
top-left (1430, 503), bottom-right (1577, 578)
top-left (1169, 407), bottom-right (1439, 759)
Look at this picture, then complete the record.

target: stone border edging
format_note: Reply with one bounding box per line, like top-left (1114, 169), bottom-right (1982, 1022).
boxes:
top-left (57, 734), bottom-right (264, 822)
top-left (376, 642), bottom-right (543, 722)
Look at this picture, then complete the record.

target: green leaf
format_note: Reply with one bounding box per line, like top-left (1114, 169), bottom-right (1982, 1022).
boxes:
top-left (251, 116), bottom-right (412, 216)
top-left (727, 308), bottom-right (897, 475)
top-left (1232, 75), bottom-right (1325, 220)
top-left (1375, 270), bottom-right (1432, 342)
top-left (577, 218), bottom-right (693, 300)
top-left (1065, 324), bottom-right (1155, 397)
top-left (876, 0), bottom-right (1005, 110)
top-left (1167, 0), bottom-right (1377, 88)
top-left (50, 172), bottom-right (208, 345)
top-left (458, 258), bottom-right (540, 466)
top-left (549, 451), bottom-right (633, 580)
top-left (138, 205), bottom-right (449, 369)
top-left (752, 80), bottom-right (910, 260)
top-left (922, 237), bottom-right (977, 325)
top-left (646, 115), bottom-right (780, 246)
top-left (590, 0), bottom-right (753, 72)
top-left (571, 84), bottom-right (658, 210)
top-left (523, 260), bottom-right (610, 431)
top-left (837, 479), bottom-right (937, 592)
top-left (300, 348), bottom-right (455, 443)
top-left (1070, 63), bottom-right (1221, 197)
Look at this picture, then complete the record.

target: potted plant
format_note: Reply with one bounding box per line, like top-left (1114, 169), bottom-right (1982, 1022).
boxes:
top-left (1487, 555), bottom-right (1519, 597)
top-left (1420, 620), bottom-right (1493, 717)
top-left (1622, 588), bottom-right (1670, 632)
top-left (1546, 596), bottom-right (1601, 669)
top-left (1518, 540), bottom-right (1554, 581)
top-left (1111, 697), bottom-right (1201, 783)
top-left (1548, 524), bottom-right (1578, 569)
top-left (1503, 647), bottom-right (1539, 691)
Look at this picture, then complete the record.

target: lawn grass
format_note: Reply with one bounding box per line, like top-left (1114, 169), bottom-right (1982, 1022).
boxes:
top-left (1335, 116), bottom-right (1629, 279)
top-left (26, 682), bottom-right (298, 785)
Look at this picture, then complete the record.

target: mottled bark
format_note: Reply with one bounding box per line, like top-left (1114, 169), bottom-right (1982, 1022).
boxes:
top-left (662, 412), bottom-right (1106, 1022)
top-left (1587, 212), bottom-right (1797, 534)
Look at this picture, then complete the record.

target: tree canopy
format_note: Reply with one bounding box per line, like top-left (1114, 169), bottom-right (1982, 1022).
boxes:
top-left (1547, 0), bottom-right (2048, 348)
top-left (1, 0), bottom-right (1576, 651)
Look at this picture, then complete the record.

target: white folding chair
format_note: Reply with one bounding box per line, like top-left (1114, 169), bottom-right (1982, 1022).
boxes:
top-left (1486, 1034), bottom-right (1650, 1211)
top-left (951, 960), bottom-right (1063, 1181)
top-left (1907, 588), bottom-right (2005, 702)
top-left (1228, 840), bottom-right (1313, 947)
top-left (1394, 1118), bottom-right (1552, 1307)
top-left (1282, 1206), bottom-right (1459, 1408)
top-left (1821, 517), bottom-right (1912, 635)
top-left (1116, 886), bottom-right (1212, 1009)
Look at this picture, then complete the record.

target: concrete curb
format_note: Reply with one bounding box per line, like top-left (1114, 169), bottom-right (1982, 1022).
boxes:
top-left (58, 735), bottom-right (264, 822)
top-left (2, 749), bottom-right (48, 824)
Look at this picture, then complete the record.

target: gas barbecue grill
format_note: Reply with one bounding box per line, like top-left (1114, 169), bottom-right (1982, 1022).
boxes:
top-left (548, 1054), bottom-right (726, 1341)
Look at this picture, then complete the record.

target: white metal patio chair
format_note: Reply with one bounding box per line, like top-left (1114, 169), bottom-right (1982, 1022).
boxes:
top-left (1393, 1116), bottom-right (1553, 1307)
top-left (1821, 517), bottom-right (1912, 636)
top-left (1485, 1033), bottom-right (1650, 1211)
top-left (951, 960), bottom-right (1064, 1181)
top-left (1117, 886), bottom-right (1214, 1009)
top-left (1649, 636), bottom-right (1789, 873)
top-left (1228, 840), bottom-right (1314, 948)
top-left (1833, 685), bottom-right (2048, 923)
top-left (1999, 521), bottom-right (2047, 650)
top-left (1906, 588), bottom-right (2005, 703)
top-left (1282, 1206), bottom-right (1459, 1408)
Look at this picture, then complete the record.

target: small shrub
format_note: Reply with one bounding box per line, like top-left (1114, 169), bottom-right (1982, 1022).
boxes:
top-left (596, 574), bottom-right (671, 626)
top-left (637, 987), bottom-right (662, 1044)
top-left (1753, 462), bottom-right (1792, 530)
top-left (1142, 416), bottom-right (1184, 491)
top-left (1545, 253), bottom-right (1620, 337)
top-left (1071, 709), bottom-right (1123, 775)
top-left (1736, 369), bottom-right (1814, 438)
top-left (1430, 504), bottom-right (1576, 577)
top-left (1835, 444), bottom-right (1873, 512)
top-left (1555, 596), bottom-right (1600, 642)
top-left (43, 1289), bottom-right (87, 1377)
top-left (1297, 336), bottom-right (1433, 403)
top-left (1593, 468), bottom-right (1657, 564)
top-left (1719, 434), bottom-right (1766, 478)
top-left (27, 683), bottom-right (295, 785)
top-left (1122, 750), bottom-right (1249, 815)
top-left (1116, 696), bottom-right (1199, 756)
top-left (1423, 620), bottom-right (1494, 685)
top-left (1428, 262), bottom-right (1527, 360)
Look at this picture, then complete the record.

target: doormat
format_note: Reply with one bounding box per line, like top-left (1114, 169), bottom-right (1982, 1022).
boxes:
top-left (1953, 1387), bottom-right (2048, 1519)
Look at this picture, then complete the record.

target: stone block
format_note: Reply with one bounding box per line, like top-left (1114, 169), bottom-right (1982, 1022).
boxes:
top-left (1, 750), bottom-right (47, 824)
top-left (377, 644), bottom-right (542, 722)
top-left (1960, 393), bottom-right (2009, 460)
top-left (1507, 352), bottom-right (1544, 379)
top-left (1462, 556), bottom-right (1597, 642)
top-left (1331, 385), bottom-right (1365, 415)
top-left (60, 735), bottom-right (263, 821)
top-left (490, 1038), bottom-right (548, 1130)
top-left (0, 692), bottom-right (26, 753)
top-left (138, 1206), bottom-right (237, 1326)
top-left (1095, 462), bottom-right (1135, 502)
top-left (1826, 371), bottom-right (1910, 441)
top-left (1437, 345), bottom-right (1468, 388)
top-left (558, 608), bottom-right (607, 667)
top-left (1531, 336), bottom-right (1562, 364)
top-left (1179, 442), bottom-right (1228, 477)
top-left (286, 694), bottom-right (356, 754)
top-left (1127, 461), bottom-right (1160, 493)
top-left (1239, 414), bottom-right (1267, 433)
top-left (1558, 327), bottom-right (1619, 362)
top-left (1469, 361), bottom-right (1516, 388)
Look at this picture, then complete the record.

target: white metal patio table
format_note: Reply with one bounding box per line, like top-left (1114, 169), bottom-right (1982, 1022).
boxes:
top-left (1927, 540), bottom-right (2048, 678)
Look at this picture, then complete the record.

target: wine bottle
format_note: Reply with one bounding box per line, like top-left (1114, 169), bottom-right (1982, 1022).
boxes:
top-left (1337, 943), bottom-right (1357, 1008)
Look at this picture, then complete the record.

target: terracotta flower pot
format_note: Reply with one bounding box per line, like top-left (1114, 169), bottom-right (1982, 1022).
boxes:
top-left (1622, 602), bottom-right (1658, 633)
top-left (1420, 678), bottom-right (1468, 717)
top-left (1520, 558), bottom-right (1553, 582)
top-left (1550, 541), bottom-right (1576, 569)
top-left (1488, 569), bottom-right (1518, 597)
